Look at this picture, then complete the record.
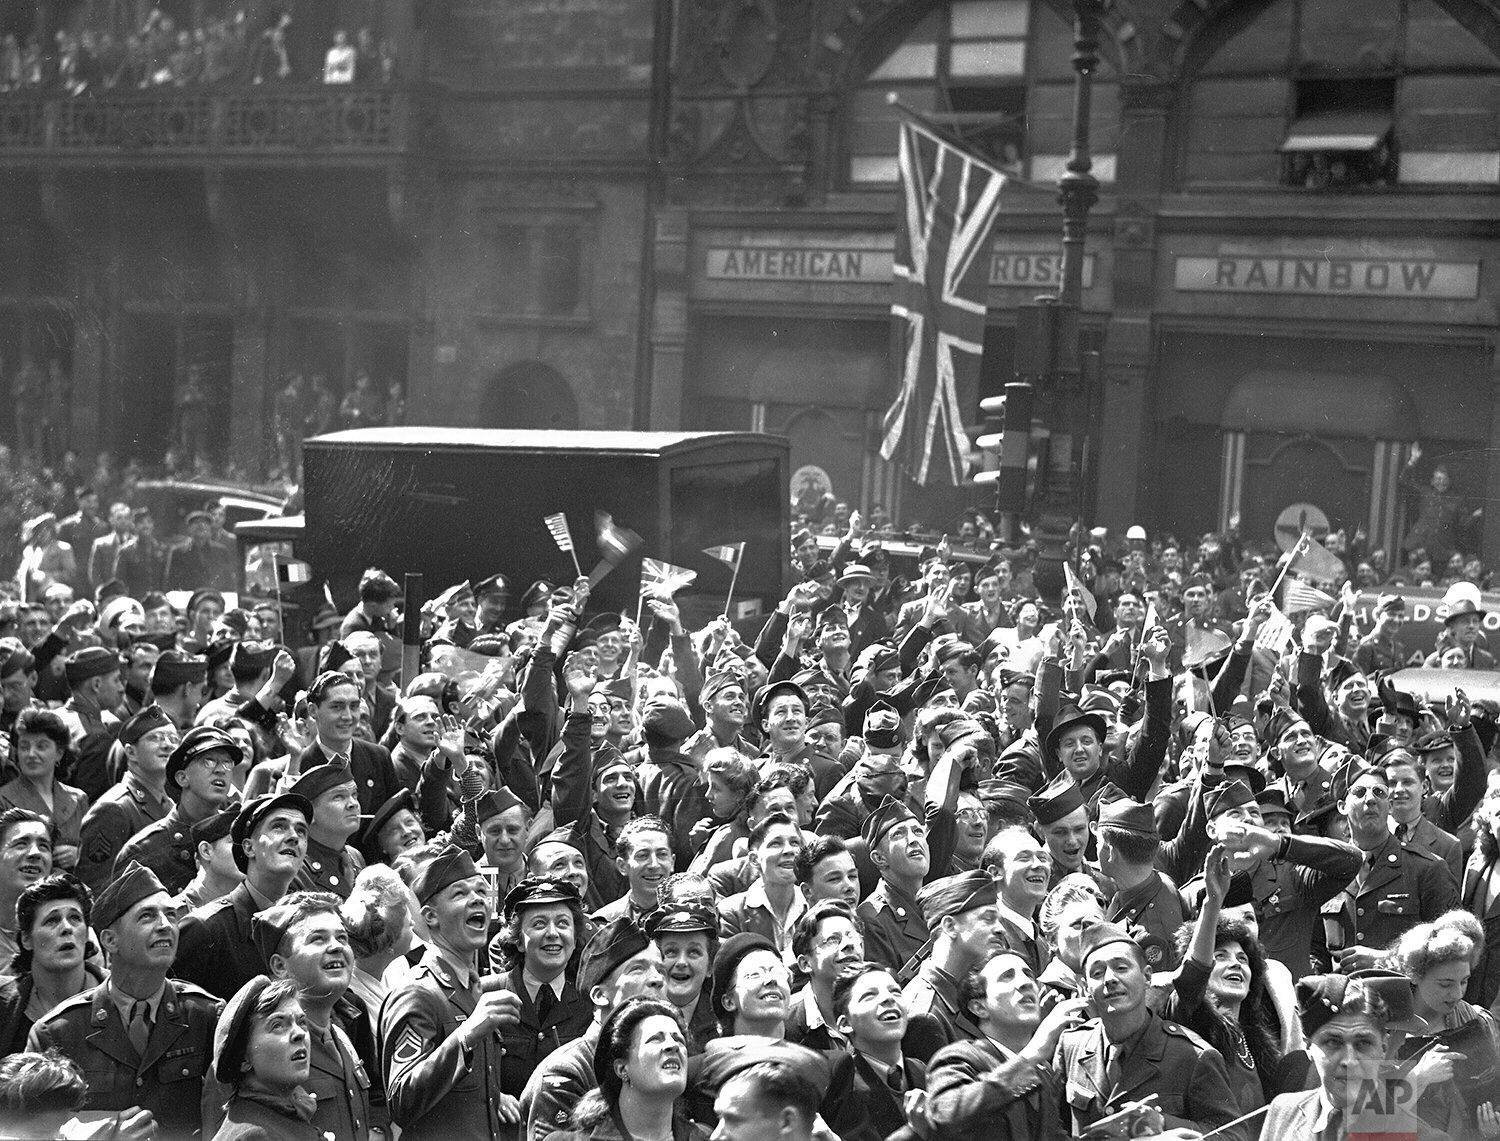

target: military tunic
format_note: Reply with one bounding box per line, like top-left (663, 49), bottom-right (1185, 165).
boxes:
top-left (380, 946), bottom-right (509, 1141)
top-left (27, 978), bottom-right (222, 1140)
top-left (1323, 833), bottom-right (1460, 961)
top-left (76, 772), bottom-right (174, 893)
top-left (173, 882), bottom-right (271, 1000)
top-left (304, 1017), bottom-right (374, 1140)
top-left (857, 878), bottom-right (928, 979)
top-left (495, 966), bottom-right (592, 1095)
top-left (1055, 1011), bottom-right (1239, 1136)
top-left (115, 804), bottom-right (206, 895)
top-left (902, 961), bottom-right (977, 1049)
top-left (292, 836), bottom-right (365, 900)
top-left (1105, 871), bottom-right (1188, 971)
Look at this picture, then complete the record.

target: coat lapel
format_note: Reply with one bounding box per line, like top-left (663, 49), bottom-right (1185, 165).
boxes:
top-left (84, 990), bottom-right (139, 1069)
top-left (1109, 1017), bottom-right (1165, 1104)
top-left (138, 984), bottom-right (189, 1069)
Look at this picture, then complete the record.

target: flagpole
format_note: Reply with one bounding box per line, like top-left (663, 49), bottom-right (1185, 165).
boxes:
top-left (1269, 533), bottom-right (1310, 601)
top-left (271, 552), bottom-right (283, 625)
top-left (885, 93), bottom-right (1034, 186)
top-left (722, 553), bottom-right (743, 620)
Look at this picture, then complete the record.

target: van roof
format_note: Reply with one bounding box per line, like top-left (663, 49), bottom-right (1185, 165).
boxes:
top-left (303, 428), bottom-right (784, 457)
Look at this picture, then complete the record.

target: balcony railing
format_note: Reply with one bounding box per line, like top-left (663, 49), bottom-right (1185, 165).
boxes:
top-left (0, 87), bottom-right (427, 157)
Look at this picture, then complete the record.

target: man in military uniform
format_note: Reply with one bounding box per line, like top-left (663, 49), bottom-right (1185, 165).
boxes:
top-left (1096, 799), bottom-right (1188, 972)
top-left (170, 806), bottom-right (242, 915)
top-left (1264, 708), bottom-right (1339, 833)
top-left (286, 754), bottom-right (365, 899)
top-left (1055, 923), bottom-right (1238, 1136)
top-left (75, 703), bottom-right (177, 894)
top-left (28, 863), bottom-right (222, 1138)
top-left (432, 581), bottom-right (479, 648)
top-left (856, 797), bottom-right (931, 978)
top-left (1160, 574), bottom-right (1233, 676)
top-left (56, 645), bottom-right (125, 801)
top-left (903, 871), bottom-right (999, 1047)
top-left (381, 846), bottom-right (523, 1141)
top-left (251, 892), bottom-right (376, 1140)
top-left (1191, 785), bottom-right (1358, 978)
top-left (115, 724), bottom-right (239, 894)
top-left (473, 573), bottom-right (511, 639)
top-left (490, 877), bottom-right (593, 1094)
top-left (1028, 780), bottom-right (1108, 894)
top-left (174, 791), bottom-right (312, 999)
top-left (1323, 762), bottom-right (1460, 972)
top-left (148, 650), bottom-right (207, 734)
top-left (1353, 592), bottom-right (1409, 676)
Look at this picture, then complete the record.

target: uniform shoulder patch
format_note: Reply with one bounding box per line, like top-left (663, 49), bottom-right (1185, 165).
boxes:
top-left (391, 1026), bottom-right (426, 1067)
top-left (82, 829), bottom-right (118, 867)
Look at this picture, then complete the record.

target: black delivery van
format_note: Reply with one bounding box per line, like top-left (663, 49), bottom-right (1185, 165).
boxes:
top-left (246, 428), bottom-right (791, 625)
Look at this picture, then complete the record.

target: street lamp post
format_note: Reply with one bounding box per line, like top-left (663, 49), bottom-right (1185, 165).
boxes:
top-left (1025, 0), bottom-right (1103, 603)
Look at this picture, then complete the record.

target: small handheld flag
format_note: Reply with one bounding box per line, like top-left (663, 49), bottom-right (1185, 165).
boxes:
top-left (641, 558), bottom-right (697, 598)
top-left (589, 513), bottom-right (643, 587)
top-left (1253, 604), bottom-right (1295, 654)
top-left (1282, 578), bottom-right (1337, 616)
top-left (275, 558), bottom-right (312, 586)
top-left (545, 512), bottom-right (583, 579)
top-left (703, 543), bottom-right (744, 569)
top-left (1062, 561), bottom-right (1097, 623)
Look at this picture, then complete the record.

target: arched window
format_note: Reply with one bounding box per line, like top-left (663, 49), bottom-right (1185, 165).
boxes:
top-left (843, 1), bottom-right (1119, 188)
top-left (479, 361), bottom-right (579, 430)
top-left (1179, 0), bottom-right (1500, 189)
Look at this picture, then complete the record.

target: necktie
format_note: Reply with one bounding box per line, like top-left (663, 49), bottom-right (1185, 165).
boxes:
top-left (537, 984), bottom-right (555, 1026)
top-left (1103, 1045), bottom-right (1124, 1093)
top-left (1319, 1108), bottom-right (1343, 1141)
top-left (886, 1065), bottom-right (905, 1095)
top-left (128, 1001), bottom-right (151, 1056)
top-left (1396, 821), bottom-right (1410, 843)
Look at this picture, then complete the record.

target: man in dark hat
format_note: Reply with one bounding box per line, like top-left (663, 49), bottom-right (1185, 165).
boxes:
top-left (149, 648), bottom-right (207, 732)
top-left (648, 902), bottom-right (720, 1053)
top-left (171, 806), bottom-right (242, 914)
top-left (1055, 923), bottom-right (1238, 1135)
top-left (472, 573), bottom-right (511, 639)
top-left (247, 891), bottom-right (377, 1141)
top-left (382, 846), bottom-right (523, 1140)
top-left (1424, 581), bottom-right (1494, 669)
top-left (298, 670), bottom-right (400, 813)
top-left (751, 679), bottom-right (841, 803)
top-left (635, 693), bottom-right (714, 868)
top-left (1095, 799), bottom-right (1188, 971)
top-left (814, 701), bottom-right (907, 839)
top-left (174, 792), bottom-right (312, 998)
top-left (1028, 777), bottom-right (1104, 893)
top-left (1184, 781), bottom-right (1361, 977)
top-left (1353, 592), bottom-right (1409, 676)
top-left (57, 645), bottom-right (125, 801)
top-left (115, 724), bottom-right (239, 894)
top-left (490, 877), bottom-right (592, 1092)
top-left (519, 915), bottom-right (665, 1141)
top-left (29, 863), bottom-right (222, 1137)
top-left (903, 870), bottom-right (1000, 1048)
top-left (288, 755), bottom-right (366, 899)
top-left (1325, 762), bottom-right (1460, 972)
top-left (75, 703), bottom-right (178, 894)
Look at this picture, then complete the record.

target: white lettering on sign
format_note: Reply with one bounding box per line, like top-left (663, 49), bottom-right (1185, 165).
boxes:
top-left (705, 248), bottom-right (890, 282)
top-left (1175, 256), bottom-right (1480, 299)
top-left (989, 253), bottom-right (1094, 289)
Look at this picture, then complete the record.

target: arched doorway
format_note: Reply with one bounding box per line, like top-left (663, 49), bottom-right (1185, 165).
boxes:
top-left (479, 361), bottom-right (579, 430)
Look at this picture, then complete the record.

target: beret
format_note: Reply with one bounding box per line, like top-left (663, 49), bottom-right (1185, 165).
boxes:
top-left (231, 794), bottom-right (313, 873)
top-left (287, 755), bottom-right (358, 804)
top-left (165, 726), bottom-right (243, 800)
top-left (917, 870), bottom-right (998, 927)
top-left (120, 703), bottom-right (173, 747)
top-left (0, 642), bottom-right (34, 679)
top-left (65, 646), bottom-right (124, 686)
top-left (503, 875), bottom-right (581, 920)
top-left (205, 639), bottom-right (235, 672)
top-left (93, 861), bottom-right (167, 930)
top-left (213, 975), bottom-right (277, 1083)
top-left (642, 697), bottom-right (695, 742)
top-left (579, 916), bottom-right (652, 995)
top-left (411, 845), bottom-right (481, 905)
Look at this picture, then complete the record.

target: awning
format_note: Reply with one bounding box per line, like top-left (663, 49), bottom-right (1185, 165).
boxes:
top-left (1279, 111), bottom-right (1391, 153)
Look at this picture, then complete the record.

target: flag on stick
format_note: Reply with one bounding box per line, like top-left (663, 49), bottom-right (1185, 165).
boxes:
top-left (276, 558), bottom-right (312, 585)
top-left (703, 543), bottom-right (744, 570)
top-left (1253, 604), bottom-right (1296, 654)
top-left (1281, 577), bottom-right (1337, 616)
top-left (1062, 561), bottom-right (1097, 623)
top-left (588, 513), bottom-right (642, 588)
top-left (1285, 533), bottom-right (1345, 584)
top-left (879, 116), bottom-right (1007, 487)
top-left (641, 558), bottom-right (696, 598)
top-left (545, 512), bottom-right (583, 578)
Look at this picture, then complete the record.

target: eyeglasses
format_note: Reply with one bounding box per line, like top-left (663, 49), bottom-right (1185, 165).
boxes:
top-left (738, 962), bottom-right (791, 986)
top-left (955, 808), bottom-right (987, 824)
top-left (192, 754), bottom-right (234, 772)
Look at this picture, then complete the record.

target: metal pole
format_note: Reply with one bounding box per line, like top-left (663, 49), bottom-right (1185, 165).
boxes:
top-left (1058, 1), bottom-right (1102, 311)
top-left (401, 572), bottom-right (423, 692)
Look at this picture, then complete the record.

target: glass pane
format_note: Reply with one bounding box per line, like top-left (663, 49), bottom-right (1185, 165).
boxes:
top-left (850, 155), bottom-right (900, 183)
top-left (950, 0), bottom-right (1029, 40)
top-left (950, 41), bottom-right (1026, 78)
top-left (536, 226), bottom-right (581, 316)
top-left (870, 42), bottom-right (938, 80)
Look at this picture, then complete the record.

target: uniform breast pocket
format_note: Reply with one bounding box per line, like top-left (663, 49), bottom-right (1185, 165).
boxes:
top-left (156, 1049), bottom-right (207, 1083)
top-left (1377, 895), bottom-right (1415, 916)
top-left (1065, 1079), bottom-right (1097, 1111)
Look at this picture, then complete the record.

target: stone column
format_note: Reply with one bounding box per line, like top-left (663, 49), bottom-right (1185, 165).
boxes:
top-left (647, 206), bottom-right (689, 429)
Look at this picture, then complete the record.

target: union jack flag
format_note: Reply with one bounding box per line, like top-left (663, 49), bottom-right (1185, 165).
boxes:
top-left (880, 118), bottom-right (1007, 486)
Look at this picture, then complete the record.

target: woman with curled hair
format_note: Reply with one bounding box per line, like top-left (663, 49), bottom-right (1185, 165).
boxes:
top-left (0, 874), bottom-right (102, 1053)
top-left (1035, 873), bottom-right (1105, 1004)
top-left (340, 864), bottom-right (416, 1011)
top-left (0, 709), bottom-right (86, 870)
top-left (211, 975), bottom-right (321, 1141)
top-left (1168, 845), bottom-right (1291, 1120)
top-left (547, 996), bottom-right (706, 1141)
top-left (1386, 916), bottom-right (1500, 1138)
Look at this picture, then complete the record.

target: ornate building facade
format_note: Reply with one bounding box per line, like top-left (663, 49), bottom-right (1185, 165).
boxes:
top-left (2, 0), bottom-right (1498, 560)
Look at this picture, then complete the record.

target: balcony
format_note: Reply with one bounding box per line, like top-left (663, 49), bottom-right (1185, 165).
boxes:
top-left (0, 86), bottom-right (434, 164)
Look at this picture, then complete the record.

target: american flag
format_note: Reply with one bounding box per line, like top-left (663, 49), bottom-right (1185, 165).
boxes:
top-left (1282, 577), bottom-right (1337, 615)
top-left (544, 512), bottom-right (574, 554)
top-left (880, 118), bottom-right (1006, 487)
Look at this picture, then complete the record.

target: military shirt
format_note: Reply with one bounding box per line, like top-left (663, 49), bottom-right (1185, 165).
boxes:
top-left (902, 962), bottom-right (977, 1049)
top-left (114, 804), bottom-right (205, 895)
top-left (1325, 833), bottom-right (1460, 957)
top-left (76, 772), bottom-right (174, 894)
top-left (857, 878), bottom-right (928, 980)
top-left (1106, 871), bottom-right (1188, 971)
top-left (292, 835), bottom-right (365, 900)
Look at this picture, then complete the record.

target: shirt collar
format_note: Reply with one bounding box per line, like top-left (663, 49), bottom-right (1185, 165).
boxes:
top-left (996, 900), bottom-right (1037, 936)
top-left (522, 967), bottom-right (563, 1002)
top-left (108, 979), bottom-right (166, 1026)
top-left (745, 878), bottom-right (809, 929)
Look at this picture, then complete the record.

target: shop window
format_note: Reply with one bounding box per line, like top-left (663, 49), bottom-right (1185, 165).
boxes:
top-left (480, 214), bottom-right (591, 322)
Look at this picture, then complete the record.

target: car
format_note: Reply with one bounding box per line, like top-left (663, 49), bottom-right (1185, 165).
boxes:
top-left (130, 479), bottom-right (288, 543)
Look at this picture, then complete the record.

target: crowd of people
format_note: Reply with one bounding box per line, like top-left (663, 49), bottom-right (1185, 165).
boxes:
top-left (0, 498), bottom-right (1497, 1139)
top-left (0, 8), bottom-right (396, 95)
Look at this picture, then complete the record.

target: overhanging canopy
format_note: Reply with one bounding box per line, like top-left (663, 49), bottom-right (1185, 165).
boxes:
top-left (1279, 111), bottom-right (1391, 153)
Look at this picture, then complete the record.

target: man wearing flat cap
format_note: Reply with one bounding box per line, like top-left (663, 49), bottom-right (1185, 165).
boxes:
top-left (490, 876), bottom-right (592, 1093)
top-left (287, 755), bottom-right (366, 899)
top-left (174, 792), bottom-right (312, 999)
top-left (75, 703), bottom-right (178, 894)
top-left (1055, 922), bottom-right (1238, 1136)
top-left (115, 723), bottom-right (239, 894)
top-left (382, 845), bottom-right (522, 1140)
top-left (29, 862), bottom-right (223, 1137)
top-left (57, 644), bottom-right (125, 801)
